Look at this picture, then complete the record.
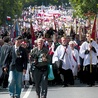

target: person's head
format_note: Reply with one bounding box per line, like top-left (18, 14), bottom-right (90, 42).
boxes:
top-left (61, 36), bottom-right (67, 46)
top-left (48, 39), bottom-right (53, 47)
top-left (86, 33), bottom-right (91, 41)
top-left (69, 41), bottom-right (75, 49)
top-left (37, 38), bottom-right (44, 49)
top-left (66, 35), bottom-right (71, 43)
top-left (75, 34), bottom-right (79, 40)
top-left (21, 41), bottom-right (27, 48)
top-left (3, 36), bottom-right (10, 43)
top-left (53, 34), bottom-right (58, 43)
top-left (15, 36), bottom-right (22, 47)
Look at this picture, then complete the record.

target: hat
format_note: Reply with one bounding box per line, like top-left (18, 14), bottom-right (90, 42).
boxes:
top-left (15, 36), bottom-right (22, 40)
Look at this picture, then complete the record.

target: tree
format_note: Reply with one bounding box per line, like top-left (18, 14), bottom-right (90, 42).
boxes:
top-left (69, 0), bottom-right (98, 18)
top-left (0, 0), bottom-right (23, 25)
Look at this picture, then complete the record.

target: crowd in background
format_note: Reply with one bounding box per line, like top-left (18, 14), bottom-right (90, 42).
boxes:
top-left (0, 5), bottom-right (98, 98)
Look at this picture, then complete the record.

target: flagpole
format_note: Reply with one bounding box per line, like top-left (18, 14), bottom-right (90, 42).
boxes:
top-left (30, 19), bottom-right (36, 48)
top-left (88, 16), bottom-right (92, 73)
top-left (89, 40), bottom-right (92, 73)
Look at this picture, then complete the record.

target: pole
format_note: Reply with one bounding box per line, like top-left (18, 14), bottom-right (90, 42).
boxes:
top-left (89, 41), bottom-right (92, 73)
top-left (89, 17), bottom-right (92, 73)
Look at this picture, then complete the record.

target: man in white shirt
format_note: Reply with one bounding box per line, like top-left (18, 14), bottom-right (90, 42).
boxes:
top-left (79, 33), bottom-right (98, 86)
top-left (52, 36), bottom-right (74, 87)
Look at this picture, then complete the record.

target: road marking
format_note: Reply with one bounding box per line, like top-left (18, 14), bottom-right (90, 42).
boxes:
top-left (23, 86), bottom-right (32, 98)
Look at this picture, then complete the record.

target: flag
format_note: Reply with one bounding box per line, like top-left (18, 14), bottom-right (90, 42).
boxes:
top-left (6, 16), bottom-right (11, 25)
top-left (91, 16), bottom-right (97, 40)
top-left (30, 22), bottom-right (36, 46)
top-left (10, 25), bottom-right (14, 41)
top-left (6, 16), bottom-right (11, 21)
top-left (14, 21), bottom-right (20, 38)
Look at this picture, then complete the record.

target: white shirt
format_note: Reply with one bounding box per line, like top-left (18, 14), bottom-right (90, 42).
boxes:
top-left (15, 45), bottom-right (19, 52)
top-left (79, 41), bottom-right (98, 66)
top-left (52, 45), bottom-right (74, 70)
top-left (71, 48), bottom-right (80, 66)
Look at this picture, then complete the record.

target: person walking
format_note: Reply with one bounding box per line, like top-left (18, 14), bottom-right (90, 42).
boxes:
top-left (30, 38), bottom-right (50, 98)
top-left (69, 41), bottom-right (80, 79)
top-left (21, 41), bottom-right (30, 88)
top-left (79, 33), bottom-right (98, 86)
top-left (3, 36), bottom-right (28, 98)
top-left (52, 36), bottom-right (74, 87)
top-left (0, 36), bottom-right (10, 88)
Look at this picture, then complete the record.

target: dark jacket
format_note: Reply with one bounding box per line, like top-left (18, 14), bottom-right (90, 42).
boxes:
top-left (0, 43), bottom-right (11, 68)
top-left (30, 47), bottom-right (50, 70)
top-left (3, 45), bottom-right (28, 72)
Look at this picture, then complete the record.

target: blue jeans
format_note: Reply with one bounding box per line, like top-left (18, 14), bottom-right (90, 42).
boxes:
top-left (8, 69), bottom-right (22, 97)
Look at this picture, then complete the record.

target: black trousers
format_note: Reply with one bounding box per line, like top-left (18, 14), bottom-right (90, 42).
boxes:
top-left (83, 65), bottom-right (97, 85)
top-left (52, 68), bottom-right (62, 85)
top-left (33, 67), bottom-right (48, 97)
top-left (0, 71), bottom-right (8, 88)
top-left (60, 68), bottom-right (74, 85)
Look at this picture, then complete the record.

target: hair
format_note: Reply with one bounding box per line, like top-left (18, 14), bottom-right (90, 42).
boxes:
top-left (61, 36), bottom-right (66, 40)
top-left (69, 41), bottom-right (76, 45)
top-left (3, 36), bottom-right (10, 43)
top-left (37, 38), bottom-right (44, 43)
top-left (86, 33), bottom-right (91, 36)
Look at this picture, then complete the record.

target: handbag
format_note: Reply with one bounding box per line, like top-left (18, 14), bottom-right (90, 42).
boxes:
top-left (48, 64), bottom-right (55, 80)
top-left (55, 59), bottom-right (63, 69)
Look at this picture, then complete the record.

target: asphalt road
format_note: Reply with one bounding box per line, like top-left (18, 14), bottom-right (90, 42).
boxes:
top-left (0, 80), bottom-right (98, 98)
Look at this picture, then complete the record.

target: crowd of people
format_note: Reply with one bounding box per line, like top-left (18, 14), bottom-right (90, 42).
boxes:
top-left (0, 29), bottom-right (98, 98)
top-left (0, 5), bottom-right (98, 98)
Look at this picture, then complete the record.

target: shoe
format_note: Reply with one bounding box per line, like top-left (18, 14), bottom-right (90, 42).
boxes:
top-left (24, 85), bottom-right (29, 89)
top-left (70, 81), bottom-right (74, 85)
top-left (41, 96), bottom-right (46, 98)
top-left (62, 84), bottom-right (68, 87)
top-left (86, 84), bottom-right (92, 87)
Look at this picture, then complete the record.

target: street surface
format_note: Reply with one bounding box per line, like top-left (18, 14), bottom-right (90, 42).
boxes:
top-left (0, 80), bottom-right (98, 98)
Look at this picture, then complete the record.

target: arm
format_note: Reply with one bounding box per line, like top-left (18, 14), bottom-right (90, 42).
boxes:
top-left (3, 46), bottom-right (12, 71)
top-left (79, 42), bottom-right (87, 59)
top-left (22, 48), bottom-right (28, 70)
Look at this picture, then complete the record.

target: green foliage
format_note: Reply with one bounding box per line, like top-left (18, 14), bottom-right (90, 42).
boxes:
top-left (0, 0), bottom-right (23, 25)
top-left (69, 0), bottom-right (98, 18)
